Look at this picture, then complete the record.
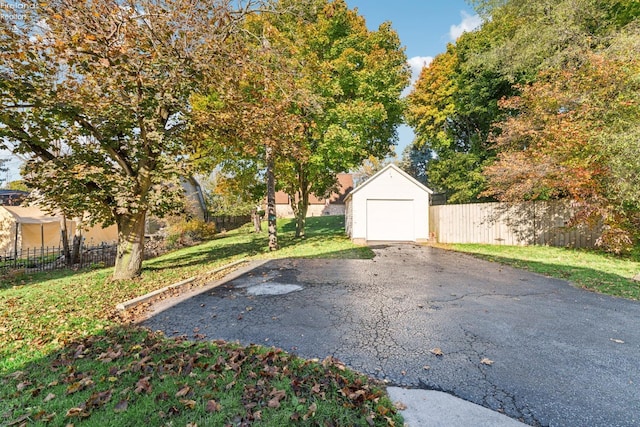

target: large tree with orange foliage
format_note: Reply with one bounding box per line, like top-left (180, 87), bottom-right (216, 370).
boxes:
top-left (0, 0), bottom-right (258, 279)
top-left (484, 34), bottom-right (640, 251)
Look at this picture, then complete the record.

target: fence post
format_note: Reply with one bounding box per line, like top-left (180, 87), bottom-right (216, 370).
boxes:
top-left (80, 240), bottom-right (85, 268)
top-left (14, 223), bottom-right (19, 260)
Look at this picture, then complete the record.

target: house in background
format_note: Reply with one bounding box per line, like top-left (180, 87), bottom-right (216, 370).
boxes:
top-left (1, 189), bottom-right (119, 254)
top-left (0, 206), bottom-right (118, 254)
top-left (0, 189), bottom-right (28, 206)
top-left (145, 176), bottom-right (210, 235)
top-left (0, 176), bottom-right (208, 252)
top-left (274, 173), bottom-right (354, 218)
top-left (345, 164), bottom-right (432, 244)
top-left (181, 176), bottom-right (208, 221)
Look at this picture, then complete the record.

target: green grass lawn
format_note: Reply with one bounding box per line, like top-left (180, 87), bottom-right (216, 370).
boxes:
top-left (446, 243), bottom-right (640, 300)
top-left (1, 216), bottom-right (402, 426)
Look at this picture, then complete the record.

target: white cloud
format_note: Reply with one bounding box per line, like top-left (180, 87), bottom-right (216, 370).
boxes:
top-left (403, 56), bottom-right (433, 97)
top-left (408, 56), bottom-right (433, 84)
top-left (449, 11), bottom-right (482, 41)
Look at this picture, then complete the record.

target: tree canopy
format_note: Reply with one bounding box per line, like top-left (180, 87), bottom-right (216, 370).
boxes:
top-left (399, 144), bottom-right (431, 186)
top-left (0, 0), bottom-right (256, 278)
top-left (406, 30), bottom-right (513, 202)
top-left (480, 0), bottom-right (640, 251)
top-left (0, 159), bottom-right (8, 187)
top-left (407, 0), bottom-right (640, 251)
top-left (193, 0), bottom-right (409, 239)
top-left (265, 0), bottom-right (410, 237)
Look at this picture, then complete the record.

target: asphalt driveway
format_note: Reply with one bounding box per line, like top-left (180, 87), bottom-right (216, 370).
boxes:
top-left (142, 245), bottom-right (640, 426)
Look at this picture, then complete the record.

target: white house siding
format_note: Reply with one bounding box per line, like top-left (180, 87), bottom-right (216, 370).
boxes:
top-left (345, 198), bottom-right (353, 237)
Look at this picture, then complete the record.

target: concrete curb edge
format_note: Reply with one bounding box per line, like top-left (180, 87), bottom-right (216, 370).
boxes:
top-left (115, 258), bottom-right (249, 312)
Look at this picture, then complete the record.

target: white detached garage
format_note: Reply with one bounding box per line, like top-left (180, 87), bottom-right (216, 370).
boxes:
top-left (345, 164), bottom-right (433, 243)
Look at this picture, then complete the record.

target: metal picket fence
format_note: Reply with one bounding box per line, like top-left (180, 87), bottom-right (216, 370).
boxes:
top-left (1, 243), bottom-right (117, 275)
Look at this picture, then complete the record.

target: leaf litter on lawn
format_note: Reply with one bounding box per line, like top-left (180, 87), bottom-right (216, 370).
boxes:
top-left (1, 325), bottom-right (402, 426)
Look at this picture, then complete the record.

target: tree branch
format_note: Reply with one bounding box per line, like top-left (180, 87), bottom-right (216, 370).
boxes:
top-left (74, 114), bottom-right (136, 177)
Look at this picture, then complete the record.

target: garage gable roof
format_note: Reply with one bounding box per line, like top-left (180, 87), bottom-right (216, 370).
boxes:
top-left (345, 164), bottom-right (433, 201)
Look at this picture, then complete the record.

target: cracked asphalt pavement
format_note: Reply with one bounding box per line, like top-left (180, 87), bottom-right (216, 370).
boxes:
top-left (142, 244), bottom-right (640, 426)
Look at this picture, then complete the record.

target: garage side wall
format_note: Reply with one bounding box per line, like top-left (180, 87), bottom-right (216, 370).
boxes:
top-left (0, 208), bottom-right (17, 254)
top-left (350, 168), bottom-right (429, 242)
top-left (345, 198), bottom-right (353, 238)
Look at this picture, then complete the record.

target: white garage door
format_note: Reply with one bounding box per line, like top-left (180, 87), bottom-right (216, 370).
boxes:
top-left (366, 199), bottom-right (414, 241)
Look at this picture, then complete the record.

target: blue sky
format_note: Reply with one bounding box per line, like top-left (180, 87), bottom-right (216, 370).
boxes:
top-left (346, 0), bottom-right (478, 59)
top-left (345, 0), bottom-right (481, 156)
top-left (1, 1), bottom-right (480, 183)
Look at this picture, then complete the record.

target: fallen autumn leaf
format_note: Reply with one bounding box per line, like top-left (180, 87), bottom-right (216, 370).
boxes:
top-left (394, 401), bottom-right (407, 410)
top-left (430, 348), bottom-right (444, 356)
top-left (175, 385), bottom-right (191, 398)
top-left (205, 399), bottom-right (222, 413)
top-left (180, 399), bottom-right (197, 409)
top-left (114, 399), bottom-right (128, 413)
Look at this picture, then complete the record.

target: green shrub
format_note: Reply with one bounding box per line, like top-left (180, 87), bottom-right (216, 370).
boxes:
top-left (166, 218), bottom-right (216, 249)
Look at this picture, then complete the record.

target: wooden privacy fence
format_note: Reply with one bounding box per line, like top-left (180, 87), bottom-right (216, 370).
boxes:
top-left (429, 201), bottom-right (600, 248)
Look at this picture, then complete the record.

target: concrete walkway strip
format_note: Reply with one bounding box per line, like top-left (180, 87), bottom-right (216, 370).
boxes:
top-left (387, 388), bottom-right (527, 427)
top-left (116, 258), bottom-right (255, 312)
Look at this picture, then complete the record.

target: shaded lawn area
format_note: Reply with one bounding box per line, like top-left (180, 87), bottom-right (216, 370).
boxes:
top-left (0, 216), bottom-right (403, 426)
top-left (446, 243), bottom-right (640, 300)
top-left (146, 215), bottom-right (372, 274)
top-left (0, 216), bottom-right (371, 372)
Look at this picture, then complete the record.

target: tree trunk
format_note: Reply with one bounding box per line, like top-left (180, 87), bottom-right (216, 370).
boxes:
top-left (113, 210), bottom-right (147, 280)
top-left (295, 199), bottom-right (309, 238)
top-left (251, 208), bottom-right (262, 232)
top-left (67, 216), bottom-right (83, 265)
top-left (60, 214), bottom-right (72, 266)
top-left (294, 164), bottom-right (310, 238)
top-left (71, 228), bottom-right (82, 264)
top-left (266, 147), bottom-right (278, 251)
